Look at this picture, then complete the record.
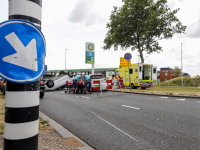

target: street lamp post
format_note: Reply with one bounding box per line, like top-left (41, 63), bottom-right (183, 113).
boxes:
top-left (65, 49), bottom-right (67, 72)
top-left (181, 43), bottom-right (183, 86)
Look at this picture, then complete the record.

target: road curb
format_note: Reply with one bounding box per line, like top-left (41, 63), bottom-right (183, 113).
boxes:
top-left (39, 111), bottom-right (94, 150)
top-left (110, 90), bottom-right (200, 99)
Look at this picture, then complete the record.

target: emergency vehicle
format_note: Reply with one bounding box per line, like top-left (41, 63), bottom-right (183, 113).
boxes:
top-left (115, 63), bottom-right (157, 89)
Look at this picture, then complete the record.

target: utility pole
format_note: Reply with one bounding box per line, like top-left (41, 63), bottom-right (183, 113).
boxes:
top-left (4, 0), bottom-right (43, 150)
top-left (181, 43), bottom-right (183, 86)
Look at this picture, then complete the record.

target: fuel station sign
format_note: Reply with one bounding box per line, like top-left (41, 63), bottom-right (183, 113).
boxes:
top-left (85, 42), bottom-right (95, 64)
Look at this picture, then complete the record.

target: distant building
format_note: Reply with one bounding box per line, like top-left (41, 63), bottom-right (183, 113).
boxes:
top-left (158, 67), bottom-right (174, 82)
top-left (157, 67), bottom-right (190, 82)
top-left (160, 67), bottom-right (173, 72)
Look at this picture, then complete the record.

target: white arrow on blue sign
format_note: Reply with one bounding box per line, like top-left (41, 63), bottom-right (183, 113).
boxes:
top-left (0, 19), bottom-right (46, 83)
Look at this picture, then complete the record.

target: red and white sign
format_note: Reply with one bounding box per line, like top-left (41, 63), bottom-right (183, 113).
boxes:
top-left (124, 53), bottom-right (132, 62)
top-left (93, 79), bottom-right (123, 91)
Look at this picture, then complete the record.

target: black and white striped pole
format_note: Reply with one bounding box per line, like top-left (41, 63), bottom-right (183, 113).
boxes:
top-left (9, 0), bottom-right (42, 29)
top-left (3, 0), bottom-right (43, 150)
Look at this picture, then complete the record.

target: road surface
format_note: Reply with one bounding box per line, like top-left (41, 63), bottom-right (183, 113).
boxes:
top-left (40, 90), bottom-right (200, 150)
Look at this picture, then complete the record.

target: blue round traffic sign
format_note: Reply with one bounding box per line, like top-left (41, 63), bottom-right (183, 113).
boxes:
top-left (0, 19), bottom-right (46, 83)
top-left (124, 53), bottom-right (132, 61)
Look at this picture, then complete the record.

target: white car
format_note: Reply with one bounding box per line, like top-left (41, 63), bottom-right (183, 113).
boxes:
top-left (90, 74), bottom-right (107, 91)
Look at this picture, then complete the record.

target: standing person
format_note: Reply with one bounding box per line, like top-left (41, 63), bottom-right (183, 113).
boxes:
top-left (73, 75), bottom-right (83, 92)
top-left (83, 75), bottom-right (91, 93)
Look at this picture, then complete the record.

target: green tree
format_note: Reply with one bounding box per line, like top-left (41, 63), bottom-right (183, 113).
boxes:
top-left (173, 68), bottom-right (181, 77)
top-left (103, 0), bottom-right (187, 63)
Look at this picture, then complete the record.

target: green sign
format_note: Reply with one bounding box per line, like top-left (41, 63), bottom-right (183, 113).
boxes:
top-left (85, 42), bottom-right (95, 64)
top-left (85, 52), bottom-right (94, 64)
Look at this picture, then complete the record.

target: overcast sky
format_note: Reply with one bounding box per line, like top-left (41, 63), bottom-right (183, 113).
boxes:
top-left (0, 0), bottom-right (200, 76)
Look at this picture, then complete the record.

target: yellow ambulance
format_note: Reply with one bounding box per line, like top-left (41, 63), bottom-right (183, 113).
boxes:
top-left (115, 63), bottom-right (157, 89)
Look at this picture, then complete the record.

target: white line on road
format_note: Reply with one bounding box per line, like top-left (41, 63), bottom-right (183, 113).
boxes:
top-left (60, 92), bottom-right (65, 94)
top-left (197, 101), bottom-right (200, 103)
top-left (176, 99), bottom-right (185, 101)
top-left (81, 96), bottom-right (90, 99)
top-left (160, 97), bottom-right (168, 99)
top-left (76, 96), bottom-right (79, 98)
top-left (71, 102), bottom-right (140, 144)
top-left (121, 105), bottom-right (140, 110)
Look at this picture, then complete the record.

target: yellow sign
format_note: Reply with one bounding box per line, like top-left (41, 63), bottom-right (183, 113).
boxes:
top-left (120, 57), bottom-right (131, 67)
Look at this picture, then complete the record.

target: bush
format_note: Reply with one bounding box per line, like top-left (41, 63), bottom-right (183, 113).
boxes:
top-left (161, 76), bottom-right (200, 87)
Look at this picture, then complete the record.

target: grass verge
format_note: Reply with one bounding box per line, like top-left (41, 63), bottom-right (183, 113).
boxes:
top-left (0, 93), bottom-right (5, 135)
top-left (116, 85), bottom-right (200, 96)
top-left (39, 117), bottom-right (54, 131)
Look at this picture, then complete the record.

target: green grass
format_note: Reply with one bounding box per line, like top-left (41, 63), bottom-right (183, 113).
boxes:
top-left (39, 117), bottom-right (54, 131)
top-left (114, 85), bottom-right (200, 96)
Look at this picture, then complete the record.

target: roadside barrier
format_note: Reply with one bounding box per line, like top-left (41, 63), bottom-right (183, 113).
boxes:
top-left (93, 79), bottom-right (124, 96)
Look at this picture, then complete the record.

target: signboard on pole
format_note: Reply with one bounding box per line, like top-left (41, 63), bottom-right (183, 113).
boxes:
top-left (124, 53), bottom-right (132, 61)
top-left (0, 20), bottom-right (46, 83)
top-left (85, 42), bottom-right (95, 64)
top-left (120, 57), bottom-right (131, 67)
top-left (124, 53), bottom-right (132, 90)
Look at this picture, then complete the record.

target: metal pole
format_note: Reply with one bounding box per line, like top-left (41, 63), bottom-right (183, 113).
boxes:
top-left (128, 61), bottom-right (131, 90)
top-left (125, 67), bottom-right (127, 89)
top-left (181, 43), bottom-right (183, 86)
top-left (4, 1), bottom-right (42, 150)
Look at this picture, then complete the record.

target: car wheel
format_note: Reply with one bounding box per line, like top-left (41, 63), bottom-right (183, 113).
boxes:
top-left (46, 80), bottom-right (54, 88)
top-left (68, 71), bottom-right (74, 78)
top-left (40, 92), bottom-right (44, 98)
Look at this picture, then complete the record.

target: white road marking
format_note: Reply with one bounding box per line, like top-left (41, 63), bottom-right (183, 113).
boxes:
top-left (60, 92), bottom-right (65, 94)
top-left (76, 96), bottom-right (80, 98)
top-left (176, 99), bottom-right (185, 101)
top-left (121, 105), bottom-right (140, 110)
top-left (81, 96), bottom-right (90, 99)
top-left (72, 102), bottom-right (140, 144)
top-left (160, 97), bottom-right (168, 99)
top-left (197, 101), bottom-right (200, 103)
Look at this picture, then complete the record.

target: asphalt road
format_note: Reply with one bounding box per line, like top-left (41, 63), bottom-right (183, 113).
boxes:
top-left (40, 90), bottom-right (200, 150)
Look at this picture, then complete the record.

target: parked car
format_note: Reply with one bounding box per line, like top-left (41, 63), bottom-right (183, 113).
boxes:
top-left (90, 74), bottom-right (107, 91)
top-left (40, 80), bottom-right (45, 98)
